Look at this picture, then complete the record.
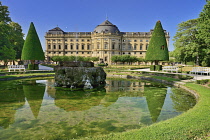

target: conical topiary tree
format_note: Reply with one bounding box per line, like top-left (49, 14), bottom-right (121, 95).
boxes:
top-left (21, 22), bottom-right (45, 69)
top-left (145, 21), bottom-right (169, 66)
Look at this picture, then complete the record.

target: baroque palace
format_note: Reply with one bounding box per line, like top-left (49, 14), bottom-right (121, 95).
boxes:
top-left (45, 20), bottom-right (170, 64)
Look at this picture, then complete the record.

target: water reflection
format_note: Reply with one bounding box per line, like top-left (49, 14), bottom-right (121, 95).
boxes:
top-left (0, 81), bottom-right (25, 129)
top-left (23, 80), bottom-right (45, 118)
top-left (144, 85), bottom-right (167, 123)
top-left (54, 88), bottom-right (106, 111)
top-left (0, 78), bottom-right (196, 139)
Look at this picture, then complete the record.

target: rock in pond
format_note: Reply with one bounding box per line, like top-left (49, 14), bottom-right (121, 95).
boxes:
top-left (54, 62), bottom-right (106, 89)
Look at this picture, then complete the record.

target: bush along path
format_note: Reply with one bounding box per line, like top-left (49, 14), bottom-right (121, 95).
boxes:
top-left (85, 82), bottom-right (210, 140)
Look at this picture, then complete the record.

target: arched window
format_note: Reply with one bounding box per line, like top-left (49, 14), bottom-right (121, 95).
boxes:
top-left (146, 44), bottom-right (149, 50)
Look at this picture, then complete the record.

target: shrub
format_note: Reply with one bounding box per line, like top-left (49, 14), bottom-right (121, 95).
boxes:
top-left (196, 79), bottom-right (209, 85)
top-left (155, 65), bottom-right (162, 71)
top-left (150, 65), bottom-right (155, 71)
top-left (28, 64), bottom-right (38, 70)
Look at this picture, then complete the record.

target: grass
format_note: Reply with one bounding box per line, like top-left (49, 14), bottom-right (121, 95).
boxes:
top-left (0, 72), bottom-right (55, 79)
top-left (83, 83), bottom-right (210, 140)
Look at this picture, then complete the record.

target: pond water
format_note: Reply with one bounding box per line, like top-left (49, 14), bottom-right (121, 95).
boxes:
top-left (0, 78), bottom-right (196, 140)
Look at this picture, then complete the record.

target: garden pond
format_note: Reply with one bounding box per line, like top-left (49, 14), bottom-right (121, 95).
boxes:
top-left (0, 78), bottom-right (196, 139)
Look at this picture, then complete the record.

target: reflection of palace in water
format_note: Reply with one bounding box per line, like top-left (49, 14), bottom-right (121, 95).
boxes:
top-left (105, 80), bottom-right (151, 93)
top-left (0, 79), bottom-right (195, 131)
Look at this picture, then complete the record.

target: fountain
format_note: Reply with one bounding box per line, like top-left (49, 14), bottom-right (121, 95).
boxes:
top-left (54, 61), bottom-right (106, 89)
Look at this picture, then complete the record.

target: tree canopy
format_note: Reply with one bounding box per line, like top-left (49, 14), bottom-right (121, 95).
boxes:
top-left (145, 21), bottom-right (169, 65)
top-left (172, 1), bottom-right (210, 66)
top-left (21, 22), bottom-right (45, 63)
top-left (111, 55), bottom-right (139, 65)
top-left (0, 2), bottom-right (24, 65)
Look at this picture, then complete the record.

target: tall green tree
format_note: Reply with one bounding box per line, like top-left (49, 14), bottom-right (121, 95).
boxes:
top-left (21, 22), bottom-right (45, 65)
top-left (172, 1), bottom-right (210, 66)
top-left (9, 22), bottom-right (24, 60)
top-left (0, 2), bottom-right (11, 23)
top-left (172, 19), bottom-right (201, 65)
top-left (145, 21), bottom-right (169, 65)
top-left (196, 1), bottom-right (210, 66)
top-left (0, 2), bottom-right (24, 65)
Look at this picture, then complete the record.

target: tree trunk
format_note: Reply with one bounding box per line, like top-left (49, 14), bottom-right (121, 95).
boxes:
top-left (154, 60), bottom-right (159, 65)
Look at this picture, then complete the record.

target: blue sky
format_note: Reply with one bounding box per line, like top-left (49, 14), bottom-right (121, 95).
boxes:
top-left (1, 0), bottom-right (207, 51)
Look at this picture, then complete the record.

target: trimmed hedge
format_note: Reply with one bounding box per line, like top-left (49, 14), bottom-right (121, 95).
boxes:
top-left (150, 65), bottom-right (155, 71)
top-left (145, 21), bottom-right (169, 62)
top-left (21, 22), bottom-right (45, 61)
top-left (28, 64), bottom-right (39, 70)
top-left (155, 65), bottom-right (162, 71)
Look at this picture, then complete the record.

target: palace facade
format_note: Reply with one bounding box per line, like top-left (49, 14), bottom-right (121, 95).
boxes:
top-left (45, 20), bottom-right (169, 64)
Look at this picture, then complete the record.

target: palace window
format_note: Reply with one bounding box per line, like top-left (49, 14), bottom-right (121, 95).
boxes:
top-left (81, 39), bottom-right (84, 42)
top-left (134, 44), bottom-right (137, 50)
top-left (76, 39), bottom-right (79, 42)
top-left (104, 43), bottom-right (108, 49)
top-left (146, 40), bottom-right (149, 42)
top-left (140, 44), bottom-right (143, 50)
top-left (112, 43), bottom-right (115, 49)
top-left (146, 44), bottom-right (149, 50)
top-left (87, 44), bottom-right (90, 50)
top-left (70, 39), bottom-right (73, 42)
top-left (65, 44), bottom-right (68, 49)
top-left (97, 44), bottom-right (100, 49)
top-left (140, 40), bottom-right (143, 42)
top-left (58, 45), bottom-right (61, 49)
top-left (140, 52), bottom-right (142, 54)
top-left (87, 39), bottom-right (90, 42)
top-left (76, 44), bottom-right (79, 50)
top-left (53, 45), bottom-right (56, 49)
top-left (134, 40), bottom-right (137, 42)
top-left (82, 44), bottom-right (84, 50)
top-left (70, 44), bottom-right (73, 50)
top-left (48, 45), bottom-right (51, 49)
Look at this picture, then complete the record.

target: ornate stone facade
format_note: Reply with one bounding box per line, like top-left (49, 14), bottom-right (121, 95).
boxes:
top-left (45, 20), bottom-right (169, 64)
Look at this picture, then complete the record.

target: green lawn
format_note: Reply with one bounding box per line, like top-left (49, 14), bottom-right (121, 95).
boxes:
top-left (0, 73), bottom-right (55, 79)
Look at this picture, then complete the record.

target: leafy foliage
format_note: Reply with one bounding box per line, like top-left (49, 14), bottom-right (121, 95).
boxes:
top-left (51, 56), bottom-right (98, 62)
top-left (111, 55), bottom-right (139, 65)
top-left (145, 21), bottom-right (169, 64)
top-left (172, 2), bottom-right (210, 66)
top-left (0, 2), bottom-right (24, 65)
